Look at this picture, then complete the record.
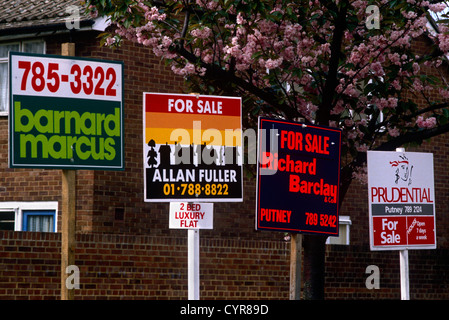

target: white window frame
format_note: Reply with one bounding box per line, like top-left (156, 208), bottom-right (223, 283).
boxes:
top-left (0, 39), bottom-right (46, 116)
top-left (326, 215), bottom-right (352, 245)
top-left (0, 201), bottom-right (58, 232)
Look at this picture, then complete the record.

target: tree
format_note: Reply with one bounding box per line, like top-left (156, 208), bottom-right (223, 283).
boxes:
top-left (84, 0), bottom-right (449, 298)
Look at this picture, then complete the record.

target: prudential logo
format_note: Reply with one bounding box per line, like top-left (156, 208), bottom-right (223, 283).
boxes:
top-left (389, 153), bottom-right (413, 186)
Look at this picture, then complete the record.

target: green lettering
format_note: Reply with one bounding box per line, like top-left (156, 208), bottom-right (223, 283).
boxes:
top-left (81, 112), bottom-right (96, 135)
top-left (48, 135), bottom-right (66, 159)
top-left (65, 110), bottom-right (81, 135)
top-left (66, 136), bottom-right (77, 160)
top-left (34, 109), bottom-right (53, 133)
top-left (104, 138), bottom-right (116, 161)
top-left (20, 134), bottom-right (49, 158)
top-left (104, 108), bottom-right (120, 137)
top-left (96, 113), bottom-right (105, 136)
top-left (54, 110), bottom-right (64, 134)
top-left (15, 102), bottom-right (34, 133)
top-left (76, 136), bottom-right (90, 160)
top-left (91, 137), bottom-right (104, 160)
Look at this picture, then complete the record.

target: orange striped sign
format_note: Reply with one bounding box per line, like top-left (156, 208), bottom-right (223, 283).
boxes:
top-left (144, 93), bottom-right (241, 146)
top-left (143, 92), bottom-right (243, 202)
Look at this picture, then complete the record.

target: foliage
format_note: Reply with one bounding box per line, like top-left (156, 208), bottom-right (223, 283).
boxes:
top-left (83, 0), bottom-right (449, 198)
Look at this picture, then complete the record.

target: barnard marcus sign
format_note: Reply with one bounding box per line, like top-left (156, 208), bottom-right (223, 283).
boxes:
top-left (256, 117), bottom-right (342, 235)
top-left (9, 52), bottom-right (124, 170)
top-left (367, 151), bottom-right (436, 250)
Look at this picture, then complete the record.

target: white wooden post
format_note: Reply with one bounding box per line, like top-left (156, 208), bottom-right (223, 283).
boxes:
top-left (188, 229), bottom-right (200, 300)
top-left (400, 249), bottom-right (410, 300)
top-left (396, 147), bottom-right (410, 300)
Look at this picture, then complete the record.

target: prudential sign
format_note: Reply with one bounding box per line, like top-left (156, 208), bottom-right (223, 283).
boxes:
top-left (9, 52), bottom-right (124, 170)
top-left (367, 151), bottom-right (436, 250)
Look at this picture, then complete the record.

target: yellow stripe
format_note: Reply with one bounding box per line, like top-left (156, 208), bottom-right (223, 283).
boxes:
top-left (145, 128), bottom-right (242, 146)
top-left (145, 112), bottom-right (241, 130)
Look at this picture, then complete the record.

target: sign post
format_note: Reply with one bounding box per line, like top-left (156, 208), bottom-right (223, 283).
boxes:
top-left (188, 229), bottom-right (200, 300)
top-left (289, 234), bottom-right (302, 300)
top-left (367, 149), bottom-right (437, 299)
top-left (60, 43), bottom-right (76, 301)
top-left (9, 49), bottom-right (124, 300)
top-left (255, 117), bottom-right (342, 299)
top-left (396, 147), bottom-right (410, 300)
top-left (143, 92), bottom-right (243, 202)
top-left (169, 202), bottom-right (213, 300)
top-left (144, 92), bottom-right (242, 299)
top-left (256, 117), bottom-right (342, 235)
top-left (399, 248), bottom-right (410, 300)
top-left (9, 52), bottom-right (124, 170)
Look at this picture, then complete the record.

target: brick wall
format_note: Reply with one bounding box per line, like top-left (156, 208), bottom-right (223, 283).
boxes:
top-left (2, 229), bottom-right (448, 300)
top-left (1, 32), bottom-right (449, 300)
top-left (0, 230), bottom-right (289, 300)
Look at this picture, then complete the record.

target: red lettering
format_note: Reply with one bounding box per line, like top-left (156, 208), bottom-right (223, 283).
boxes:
top-left (280, 130), bottom-right (303, 151)
top-left (289, 174), bottom-right (300, 192)
top-left (260, 208), bottom-right (292, 223)
top-left (305, 134), bottom-right (330, 155)
top-left (371, 187), bottom-right (434, 203)
top-left (261, 208), bottom-right (267, 221)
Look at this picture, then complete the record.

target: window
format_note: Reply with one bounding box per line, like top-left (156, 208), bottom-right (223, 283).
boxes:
top-left (0, 40), bottom-right (45, 114)
top-left (23, 210), bottom-right (55, 232)
top-left (0, 202), bottom-right (57, 232)
top-left (326, 215), bottom-right (352, 245)
top-left (0, 209), bottom-right (16, 231)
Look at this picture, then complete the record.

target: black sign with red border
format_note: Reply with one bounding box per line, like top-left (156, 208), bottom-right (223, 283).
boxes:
top-left (256, 117), bottom-right (341, 235)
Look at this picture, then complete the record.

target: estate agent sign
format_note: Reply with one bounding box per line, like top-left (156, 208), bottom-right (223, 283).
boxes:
top-left (367, 151), bottom-right (436, 250)
top-left (9, 52), bottom-right (124, 170)
top-left (256, 117), bottom-right (342, 235)
top-left (143, 92), bottom-right (243, 202)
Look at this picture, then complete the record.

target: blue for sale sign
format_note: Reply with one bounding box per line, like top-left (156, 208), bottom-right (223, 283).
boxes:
top-left (256, 117), bottom-right (342, 235)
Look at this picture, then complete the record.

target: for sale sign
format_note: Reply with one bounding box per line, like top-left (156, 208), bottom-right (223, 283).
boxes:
top-left (143, 93), bottom-right (243, 202)
top-left (9, 52), bottom-right (124, 170)
top-left (367, 151), bottom-right (436, 250)
top-left (255, 117), bottom-right (342, 235)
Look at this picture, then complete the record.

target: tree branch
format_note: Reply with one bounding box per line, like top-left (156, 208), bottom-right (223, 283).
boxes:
top-left (375, 123), bottom-right (449, 151)
top-left (315, 0), bottom-right (348, 125)
top-left (174, 46), bottom-right (302, 120)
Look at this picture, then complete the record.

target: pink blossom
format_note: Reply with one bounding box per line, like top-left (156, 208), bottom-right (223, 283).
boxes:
top-left (388, 127), bottom-right (400, 137)
top-left (412, 62), bottom-right (420, 74)
top-left (191, 27), bottom-right (212, 39)
top-left (439, 88), bottom-right (449, 99)
top-left (236, 12), bottom-right (246, 24)
top-left (265, 58), bottom-right (283, 70)
top-left (171, 63), bottom-right (196, 76)
top-left (412, 79), bottom-right (424, 92)
top-left (390, 80), bottom-right (401, 90)
top-left (388, 97), bottom-right (398, 109)
top-left (429, 3), bottom-right (446, 13)
top-left (438, 29), bottom-right (449, 52)
top-left (105, 36), bottom-right (116, 46)
top-left (88, 5), bottom-right (98, 18)
top-left (378, 98), bottom-right (388, 110)
top-left (388, 53), bottom-right (401, 65)
top-left (352, 164), bottom-right (368, 184)
top-left (416, 116), bottom-right (437, 129)
top-left (145, 7), bottom-right (166, 21)
top-left (370, 62), bottom-right (384, 76)
top-left (426, 117), bottom-right (437, 128)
